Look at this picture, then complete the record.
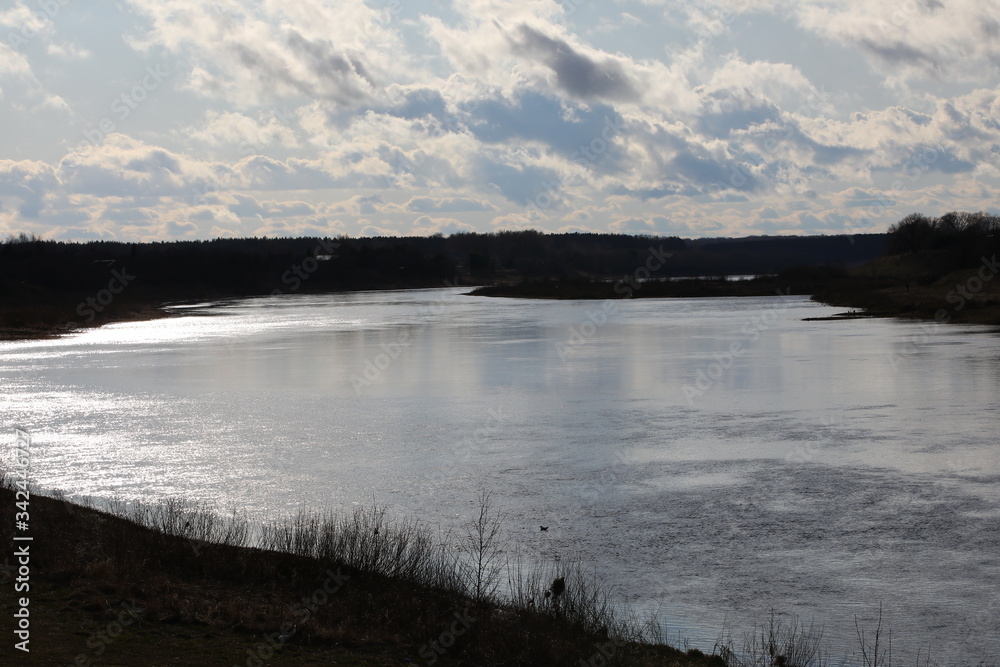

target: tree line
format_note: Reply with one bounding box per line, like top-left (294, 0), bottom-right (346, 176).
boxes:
top-left (886, 211), bottom-right (1000, 267)
top-left (0, 231), bottom-right (894, 307)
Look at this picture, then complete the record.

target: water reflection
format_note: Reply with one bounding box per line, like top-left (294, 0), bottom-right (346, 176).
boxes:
top-left (1, 289), bottom-right (998, 662)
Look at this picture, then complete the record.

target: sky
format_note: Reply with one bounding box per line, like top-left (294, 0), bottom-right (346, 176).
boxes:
top-left (1, 0), bottom-right (998, 241)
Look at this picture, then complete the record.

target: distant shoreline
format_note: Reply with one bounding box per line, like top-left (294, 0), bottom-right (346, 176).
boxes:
top-left (468, 270), bottom-right (1000, 326)
top-left (0, 282), bottom-right (467, 342)
top-left (3, 268), bottom-right (998, 343)
top-left (466, 276), bottom-right (810, 300)
top-left (0, 301), bottom-right (174, 342)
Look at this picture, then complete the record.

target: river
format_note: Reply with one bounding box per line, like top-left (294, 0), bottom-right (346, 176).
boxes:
top-left (2, 288), bottom-right (997, 663)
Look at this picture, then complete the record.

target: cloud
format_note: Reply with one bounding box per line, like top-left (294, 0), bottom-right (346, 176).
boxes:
top-left (2, 0), bottom-right (998, 241)
top-left (56, 135), bottom-right (218, 198)
top-left (384, 86), bottom-right (448, 121)
top-left (329, 194), bottom-right (383, 216)
top-left (801, 89), bottom-right (1000, 175)
top-left (409, 215), bottom-right (476, 236)
top-left (187, 110), bottom-right (299, 148)
top-left (46, 42), bottom-right (92, 60)
top-left (608, 214), bottom-right (716, 236)
top-left (123, 0), bottom-right (396, 106)
top-left (466, 90), bottom-right (627, 170)
top-left (793, 0), bottom-right (1000, 84)
top-left (553, 224), bottom-right (600, 234)
top-left (608, 216), bottom-right (657, 235)
top-left (836, 187), bottom-right (895, 208)
top-left (402, 196), bottom-right (495, 213)
top-left (508, 24), bottom-right (640, 102)
top-left (473, 154), bottom-right (564, 204)
top-left (0, 3), bottom-right (52, 45)
top-left (0, 159), bottom-right (58, 217)
top-left (0, 43), bottom-right (32, 77)
top-left (0, 39), bottom-right (70, 112)
top-left (166, 218), bottom-right (199, 237)
top-left (357, 223), bottom-right (399, 237)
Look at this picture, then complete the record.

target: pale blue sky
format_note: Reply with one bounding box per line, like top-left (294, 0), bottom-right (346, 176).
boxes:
top-left (1, 0), bottom-right (998, 240)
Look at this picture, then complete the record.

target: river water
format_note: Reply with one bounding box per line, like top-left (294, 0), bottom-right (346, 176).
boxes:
top-left (2, 288), bottom-right (998, 663)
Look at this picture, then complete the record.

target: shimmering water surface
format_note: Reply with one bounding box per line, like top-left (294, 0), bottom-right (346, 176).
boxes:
top-left (2, 289), bottom-right (998, 662)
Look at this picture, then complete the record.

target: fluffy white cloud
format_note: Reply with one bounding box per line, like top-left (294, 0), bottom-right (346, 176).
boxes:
top-left (123, 0), bottom-right (402, 106)
top-left (187, 110), bottom-right (300, 149)
top-left (794, 0), bottom-right (1000, 85)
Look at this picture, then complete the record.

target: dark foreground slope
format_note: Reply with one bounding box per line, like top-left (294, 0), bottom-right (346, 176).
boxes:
top-left (3, 471), bottom-right (990, 665)
top-left (1, 482), bottom-right (721, 667)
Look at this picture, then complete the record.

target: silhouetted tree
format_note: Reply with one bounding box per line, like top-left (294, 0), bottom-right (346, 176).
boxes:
top-left (886, 213), bottom-right (934, 254)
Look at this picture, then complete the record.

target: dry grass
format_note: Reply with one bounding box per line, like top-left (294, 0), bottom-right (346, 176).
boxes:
top-left (0, 470), bottom-right (703, 666)
top-left (2, 468), bottom-right (991, 666)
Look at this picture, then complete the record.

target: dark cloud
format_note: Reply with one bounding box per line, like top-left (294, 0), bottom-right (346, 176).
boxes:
top-left (283, 31), bottom-right (373, 104)
top-left (855, 37), bottom-right (941, 71)
top-left (467, 91), bottom-right (627, 173)
top-left (670, 148), bottom-right (754, 191)
top-left (906, 144), bottom-right (975, 174)
top-left (511, 25), bottom-right (639, 102)
top-left (697, 93), bottom-right (782, 138)
top-left (388, 88), bottom-right (449, 121)
top-left (775, 124), bottom-right (864, 166)
top-left (217, 29), bottom-right (373, 106)
top-left (633, 122), bottom-right (763, 193)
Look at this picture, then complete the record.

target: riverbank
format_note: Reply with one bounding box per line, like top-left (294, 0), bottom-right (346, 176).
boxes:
top-left (5, 255), bottom-right (998, 344)
top-left (0, 300), bottom-right (173, 341)
top-left (467, 261), bottom-right (1000, 326)
top-left (5, 470), bottom-right (990, 665)
top-left (0, 279), bottom-right (466, 342)
top-left (811, 263), bottom-right (1000, 326)
top-left (2, 482), bottom-right (717, 667)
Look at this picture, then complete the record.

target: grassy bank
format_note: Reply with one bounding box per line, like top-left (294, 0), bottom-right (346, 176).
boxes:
top-left (0, 481), bottom-right (708, 666)
top-left (811, 255), bottom-right (1000, 325)
top-left (0, 298), bottom-right (173, 341)
top-left (3, 472), bottom-right (991, 666)
top-left (468, 259), bottom-right (1000, 326)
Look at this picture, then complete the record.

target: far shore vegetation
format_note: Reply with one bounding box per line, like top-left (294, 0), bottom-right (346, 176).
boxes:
top-left (1, 471), bottom-right (986, 666)
top-left (1, 227), bottom-right (884, 339)
top-left (2, 211), bottom-right (998, 340)
top-left (468, 211), bottom-right (1000, 326)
